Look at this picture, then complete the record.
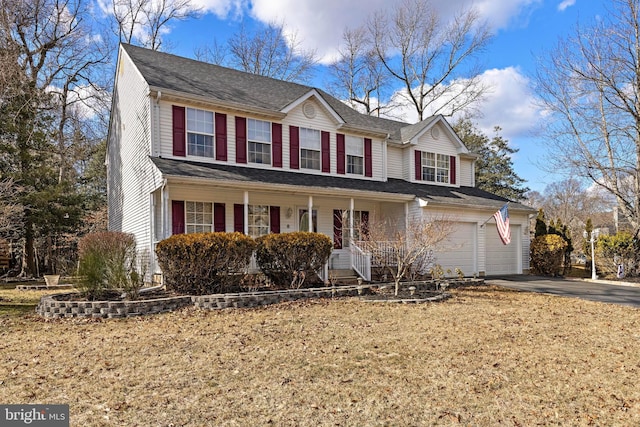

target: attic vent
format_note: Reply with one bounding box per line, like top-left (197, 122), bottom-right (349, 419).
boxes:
top-left (303, 102), bottom-right (316, 119)
top-left (431, 127), bottom-right (440, 139)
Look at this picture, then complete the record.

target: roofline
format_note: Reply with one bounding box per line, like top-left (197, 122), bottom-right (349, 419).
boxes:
top-left (149, 87), bottom-right (287, 120)
top-left (281, 89), bottom-right (345, 125)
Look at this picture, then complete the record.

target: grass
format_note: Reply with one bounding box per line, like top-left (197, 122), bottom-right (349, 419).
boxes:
top-left (0, 286), bottom-right (66, 317)
top-left (0, 285), bottom-right (639, 425)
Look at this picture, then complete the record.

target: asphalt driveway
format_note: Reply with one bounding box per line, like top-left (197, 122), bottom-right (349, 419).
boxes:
top-left (485, 275), bottom-right (640, 308)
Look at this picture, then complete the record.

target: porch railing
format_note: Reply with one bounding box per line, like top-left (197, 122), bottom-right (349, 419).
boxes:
top-left (350, 242), bottom-right (371, 282)
top-left (355, 241), bottom-right (402, 267)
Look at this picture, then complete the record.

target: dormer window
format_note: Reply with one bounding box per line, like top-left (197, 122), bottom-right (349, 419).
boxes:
top-left (187, 108), bottom-right (214, 157)
top-left (346, 136), bottom-right (364, 175)
top-left (300, 127), bottom-right (321, 170)
top-left (420, 151), bottom-right (450, 184)
top-left (248, 118), bottom-right (271, 164)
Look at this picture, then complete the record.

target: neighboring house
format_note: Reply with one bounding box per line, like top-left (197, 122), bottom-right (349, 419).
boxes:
top-left (107, 43), bottom-right (535, 281)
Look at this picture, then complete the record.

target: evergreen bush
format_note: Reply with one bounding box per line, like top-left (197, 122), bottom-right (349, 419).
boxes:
top-left (530, 234), bottom-right (567, 276)
top-left (155, 232), bottom-right (256, 295)
top-left (255, 232), bottom-right (332, 288)
top-left (77, 231), bottom-right (143, 300)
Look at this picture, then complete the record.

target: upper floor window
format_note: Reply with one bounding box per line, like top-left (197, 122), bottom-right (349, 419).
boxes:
top-left (186, 201), bottom-right (213, 233)
top-left (346, 136), bottom-right (363, 175)
top-left (248, 205), bottom-right (270, 237)
top-left (421, 152), bottom-right (449, 183)
top-left (187, 108), bottom-right (214, 157)
top-left (300, 127), bottom-right (321, 170)
top-left (248, 118), bottom-right (271, 164)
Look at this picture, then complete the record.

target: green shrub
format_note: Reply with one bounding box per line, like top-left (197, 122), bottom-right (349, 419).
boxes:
top-left (255, 232), bottom-right (332, 288)
top-left (77, 231), bottom-right (143, 300)
top-left (596, 232), bottom-right (639, 277)
top-left (155, 232), bottom-right (256, 295)
top-left (530, 234), bottom-right (567, 276)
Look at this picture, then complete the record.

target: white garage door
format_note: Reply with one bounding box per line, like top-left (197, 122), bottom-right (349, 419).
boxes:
top-left (485, 224), bottom-right (520, 275)
top-left (434, 222), bottom-right (476, 277)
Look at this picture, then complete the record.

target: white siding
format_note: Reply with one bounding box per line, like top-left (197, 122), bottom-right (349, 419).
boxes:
top-left (108, 47), bottom-right (163, 263)
top-left (459, 158), bottom-right (474, 187)
top-left (386, 145), bottom-right (404, 179)
top-left (157, 96), bottom-right (386, 181)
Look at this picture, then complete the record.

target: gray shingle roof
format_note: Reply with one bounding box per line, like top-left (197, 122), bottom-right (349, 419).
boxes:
top-left (150, 157), bottom-right (534, 212)
top-left (122, 44), bottom-right (409, 138)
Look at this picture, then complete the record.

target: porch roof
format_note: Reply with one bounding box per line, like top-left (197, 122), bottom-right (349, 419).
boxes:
top-left (150, 157), bottom-right (534, 212)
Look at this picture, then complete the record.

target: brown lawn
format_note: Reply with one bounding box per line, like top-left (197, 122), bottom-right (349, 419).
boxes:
top-left (1, 285), bottom-right (639, 426)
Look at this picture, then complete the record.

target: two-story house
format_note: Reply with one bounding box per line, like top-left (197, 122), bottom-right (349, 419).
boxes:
top-left (107, 43), bottom-right (534, 281)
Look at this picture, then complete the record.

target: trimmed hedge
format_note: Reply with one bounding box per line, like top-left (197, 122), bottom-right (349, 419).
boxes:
top-left (530, 234), bottom-right (567, 276)
top-left (155, 232), bottom-right (256, 295)
top-left (255, 232), bottom-right (332, 288)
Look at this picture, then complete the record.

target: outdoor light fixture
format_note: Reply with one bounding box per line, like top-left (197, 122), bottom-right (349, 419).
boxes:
top-left (286, 207), bottom-right (293, 219)
top-left (583, 229), bottom-right (600, 280)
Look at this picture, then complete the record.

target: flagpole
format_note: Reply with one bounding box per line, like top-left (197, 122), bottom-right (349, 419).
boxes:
top-left (480, 202), bottom-right (509, 227)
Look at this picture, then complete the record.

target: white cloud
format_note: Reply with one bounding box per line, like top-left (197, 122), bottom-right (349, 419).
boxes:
top-left (379, 67), bottom-right (543, 143)
top-left (470, 67), bottom-right (544, 140)
top-left (195, 0), bottom-right (543, 63)
top-left (557, 0), bottom-right (576, 12)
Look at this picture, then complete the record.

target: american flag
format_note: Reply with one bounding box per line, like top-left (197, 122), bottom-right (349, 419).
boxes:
top-left (493, 203), bottom-right (511, 245)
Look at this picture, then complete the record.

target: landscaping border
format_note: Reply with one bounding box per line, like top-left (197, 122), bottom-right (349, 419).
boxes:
top-left (36, 279), bottom-right (484, 319)
top-left (36, 284), bottom-right (374, 319)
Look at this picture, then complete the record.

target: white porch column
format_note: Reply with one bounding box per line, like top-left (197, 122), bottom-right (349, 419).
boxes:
top-left (243, 191), bottom-right (249, 235)
top-left (405, 201), bottom-right (409, 229)
top-left (349, 198), bottom-right (355, 243)
top-left (161, 180), bottom-right (168, 238)
top-left (308, 195), bottom-right (313, 230)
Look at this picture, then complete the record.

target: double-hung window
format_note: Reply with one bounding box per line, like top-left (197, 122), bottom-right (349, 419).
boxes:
top-left (186, 201), bottom-right (213, 233)
top-left (187, 108), bottom-right (214, 157)
top-left (300, 127), bottom-right (321, 170)
top-left (346, 136), bottom-right (364, 175)
top-left (421, 152), bottom-right (449, 183)
top-left (248, 205), bottom-right (270, 237)
top-left (248, 118), bottom-right (271, 164)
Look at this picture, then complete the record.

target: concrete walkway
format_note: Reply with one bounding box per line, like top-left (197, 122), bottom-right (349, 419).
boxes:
top-left (485, 275), bottom-right (640, 308)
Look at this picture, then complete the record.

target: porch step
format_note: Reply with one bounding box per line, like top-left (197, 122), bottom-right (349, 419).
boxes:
top-left (328, 269), bottom-right (362, 286)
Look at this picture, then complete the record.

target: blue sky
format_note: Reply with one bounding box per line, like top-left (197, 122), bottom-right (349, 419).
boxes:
top-left (127, 0), bottom-right (608, 193)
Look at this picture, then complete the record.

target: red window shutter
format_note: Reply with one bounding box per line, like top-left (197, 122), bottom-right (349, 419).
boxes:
top-left (333, 209), bottom-right (343, 249)
top-left (289, 126), bottom-right (299, 169)
top-left (450, 155), bottom-right (456, 185)
top-left (171, 200), bottom-right (185, 235)
top-left (214, 203), bottom-right (225, 232)
top-left (235, 116), bottom-right (247, 164)
top-left (215, 113), bottom-right (227, 161)
top-left (233, 204), bottom-right (244, 233)
top-left (270, 206), bottom-right (280, 233)
top-left (272, 123), bottom-right (283, 168)
top-left (364, 138), bottom-right (372, 177)
top-left (336, 133), bottom-right (345, 174)
top-left (172, 106), bottom-right (186, 157)
top-left (321, 131), bottom-right (330, 173)
top-left (415, 150), bottom-right (422, 180)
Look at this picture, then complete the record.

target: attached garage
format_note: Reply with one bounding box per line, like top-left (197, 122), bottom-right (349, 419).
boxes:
top-left (435, 222), bottom-right (477, 276)
top-left (485, 224), bottom-right (521, 275)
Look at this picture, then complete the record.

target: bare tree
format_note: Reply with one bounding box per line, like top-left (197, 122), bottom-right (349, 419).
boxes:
top-left (196, 21), bottom-right (318, 84)
top-left (534, 0), bottom-right (640, 237)
top-left (361, 212), bottom-right (456, 296)
top-left (112, 0), bottom-right (200, 51)
top-left (0, 0), bottom-right (111, 275)
top-left (368, 0), bottom-right (492, 120)
top-left (328, 26), bottom-right (398, 117)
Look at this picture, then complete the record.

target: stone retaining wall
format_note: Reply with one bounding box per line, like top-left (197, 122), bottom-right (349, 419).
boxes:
top-left (37, 294), bottom-right (193, 319)
top-left (36, 285), bottom-right (372, 319)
